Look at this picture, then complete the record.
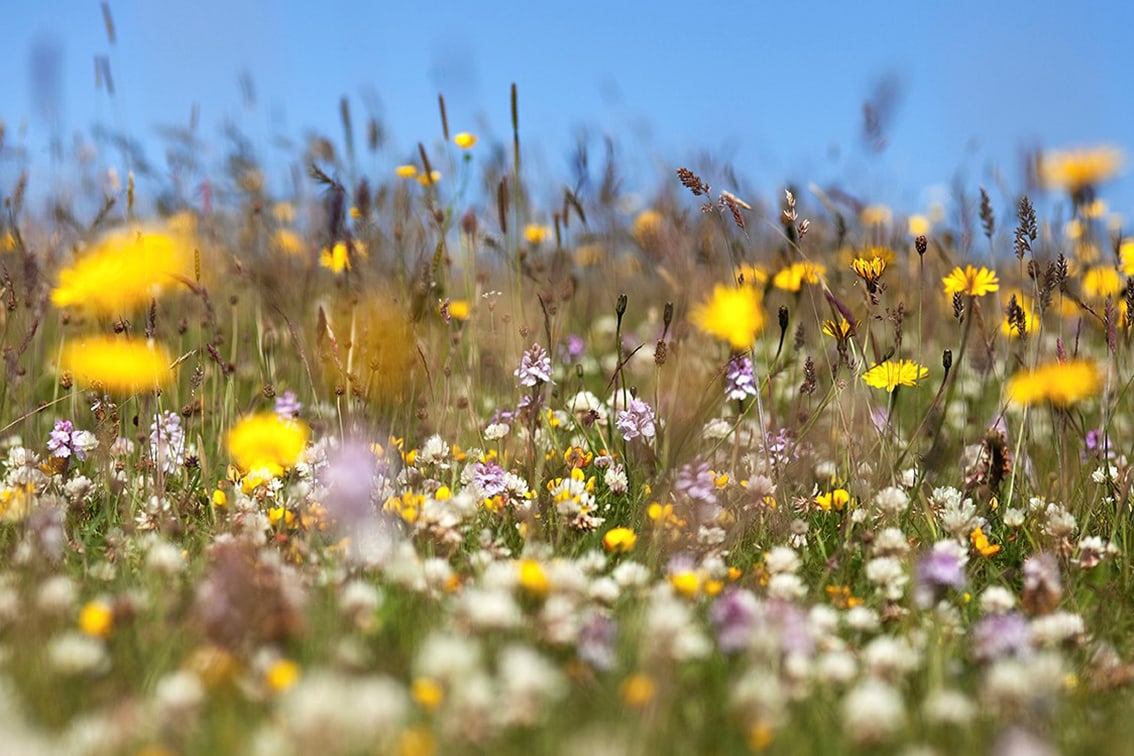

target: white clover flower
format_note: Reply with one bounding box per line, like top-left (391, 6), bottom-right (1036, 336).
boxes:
top-left (842, 679), bottom-right (905, 744)
top-left (47, 632), bottom-right (108, 675)
top-left (865, 556), bottom-right (908, 601)
top-left (980, 585), bottom-right (1018, 614)
top-left (845, 605), bottom-right (881, 633)
top-left (763, 546), bottom-right (801, 575)
top-left (863, 635), bottom-right (921, 679)
top-left (923, 688), bottom-right (976, 726)
top-left (873, 527), bottom-right (911, 558)
top-left (816, 650), bottom-right (858, 684)
top-left (417, 434), bottom-right (449, 465)
top-left (1029, 611), bottom-right (1085, 647)
top-left (872, 486), bottom-right (910, 518)
top-left (767, 573), bottom-right (807, 601)
top-left (1002, 508), bottom-right (1026, 528)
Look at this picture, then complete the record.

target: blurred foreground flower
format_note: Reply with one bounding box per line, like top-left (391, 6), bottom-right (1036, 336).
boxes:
top-left (51, 227), bottom-right (191, 314)
top-left (226, 413), bottom-right (309, 476)
top-left (59, 337), bottom-right (174, 395)
top-left (453, 132), bottom-right (476, 149)
top-left (1006, 360), bottom-right (1101, 407)
top-left (942, 265), bottom-right (999, 297)
top-left (861, 360), bottom-right (928, 392)
top-left (691, 284), bottom-right (764, 349)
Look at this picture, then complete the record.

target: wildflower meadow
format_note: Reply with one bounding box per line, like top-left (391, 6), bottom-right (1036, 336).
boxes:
top-left (3, 20), bottom-right (1134, 756)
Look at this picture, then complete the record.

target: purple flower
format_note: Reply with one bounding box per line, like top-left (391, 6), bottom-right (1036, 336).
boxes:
top-left (674, 459), bottom-right (717, 508)
top-left (577, 613), bottom-right (618, 670)
top-left (149, 410), bottom-right (186, 474)
top-left (473, 460), bottom-right (507, 498)
top-left (46, 420), bottom-right (97, 462)
top-left (514, 343), bottom-right (553, 387)
top-left (710, 587), bottom-right (760, 654)
top-left (616, 398), bottom-right (656, 441)
top-left (914, 544), bottom-right (966, 608)
top-left (725, 355), bottom-right (757, 401)
top-left (321, 441), bottom-right (381, 525)
top-left (561, 334), bottom-right (586, 363)
top-left (971, 611), bottom-right (1032, 661)
top-left (275, 390), bottom-right (302, 420)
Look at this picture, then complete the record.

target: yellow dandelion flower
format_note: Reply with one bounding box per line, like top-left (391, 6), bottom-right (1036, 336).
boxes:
top-left (517, 558), bottom-right (550, 598)
top-left (860, 204), bottom-right (892, 227)
top-left (851, 256), bottom-right (887, 290)
top-left (266, 659), bottom-right (300, 692)
top-left (632, 209), bottom-right (663, 247)
top-left (908, 214), bottom-right (930, 237)
top-left (395, 164), bottom-right (418, 178)
top-left (416, 170), bottom-right (441, 186)
top-left (821, 318), bottom-right (855, 341)
top-left (453, 132), bottom-right (476, 149)
top-left (320, 241), bottom-right (353, 273)
top-left (411, 677), bottom-right (445, 711)
top-left (942, 265), bottom-right (999, 297)
top-left (862, 359), bottom-right (929, 392)
top-left (51, 227), bottom-right (192, 315)
top-left (524, 224), bottom-right (551, 245)
top-left (1006, 360), bottom-right (1101, 407)
top-left (619, 674), bottom-right (656, 708)
top-left (226, 413), bottom-right (309, 476)
top-left (602, 527), bottom-right (638, 553)
top-left (772, 262), bottom-right (825, 292)
top-left (669, 570), bottom-right (701, 598)
top-left (273, 229), bottom-right (304, 255)
top-left (691, 283), bottom-right (765, 349)
top-left (1039, 145), bottom-right (1123, 193)
top-left (445, 299), bottom-right (470, 321)
top-left (1120, 239), bottom-right (1134, 276)
top-left (60, 337), bottom-right (174, 395)
top-left (1082, 266), bottom-right (1121, 299)
top-left (79, 600), bottom-right (113, 638)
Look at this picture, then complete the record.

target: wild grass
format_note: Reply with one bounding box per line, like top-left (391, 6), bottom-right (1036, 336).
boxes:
top-left (0, 79), bottom-right (1132, 755)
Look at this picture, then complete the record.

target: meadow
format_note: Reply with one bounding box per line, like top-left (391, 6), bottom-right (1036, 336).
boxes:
top-left (0, 87), bottom-right (1132, 755)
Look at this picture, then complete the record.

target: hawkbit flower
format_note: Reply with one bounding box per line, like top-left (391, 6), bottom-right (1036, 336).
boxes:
top-left (514, 343), bottom-right (553, 387)
top-left (616, 398), bottom-right (656, 441)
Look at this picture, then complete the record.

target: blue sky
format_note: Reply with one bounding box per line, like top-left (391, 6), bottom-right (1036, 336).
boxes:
top-left (3, 1), bottom-right (1131, 225)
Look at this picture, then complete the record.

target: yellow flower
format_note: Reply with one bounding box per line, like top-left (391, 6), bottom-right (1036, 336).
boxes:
top-left (908, 214), bottom-right (930, 237)
top-left (860, 205), bottom-right (892, 227)
top-left (395, 164), bottom-right (418, 178)
top-left (60, 337), bottom-right (174, 396)
top-left (734, 263), bottom-right (769, 288)
top-left (851, 256), bottom-right (887, 290)
top-left (416, 170), bottom-right (441, 186)
top-left (265, 659), bottom-right (300, 692)
top-left (79, 600), bottom-right (113, 637)
top-left (772, 262), bottom-right (825, 292)
top-left (444, 299), bottom-right (470, 321)
top-left (815, 488), bottom-right (850, 512)
top-left (1082, 266), bottom-right (1121, 299)
top-left (821, 318), bottom-right (855, 341)
top-left (970, 527), bottom-right (1001, 558)
top-left (226, 413), bottom-right (309, 476)
top-left (602, 527), bottom-right (637, 553)
top-left (691, 284), bottom-right (765, 349)
top-left (320, 241), bottom-right (352, 273)
top-left (517, 558), bottom-right (550, 598)
top-left (861, 359), bottom-right (929, 392)
top-left (1039, 145), bottom-right (1123, 193)
top-left (620, 673), bottom-right (656, 708)
top-left (942, 265), bottom-right (999, 297)
top-left (524, 224), bottom-right (551, 245)
top-left (669, 570), bottom-right (701, 598)
top-left (273, 229), bottom-right (304, 255)
top-left (1006, 360), bottom-right (1101, 407)
top-left (2, 230), bottom-right (17, 252)
top-left (453, 132), bottom-right (476, 149)
top-left (632, 209), bottom-right (663, 246)
top-left (51, 227), bottom-right (191, 314)
top-left (411, 677), bottom-right (445, 711)
top-left (1120, 239), bottom-right (1134, 276)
